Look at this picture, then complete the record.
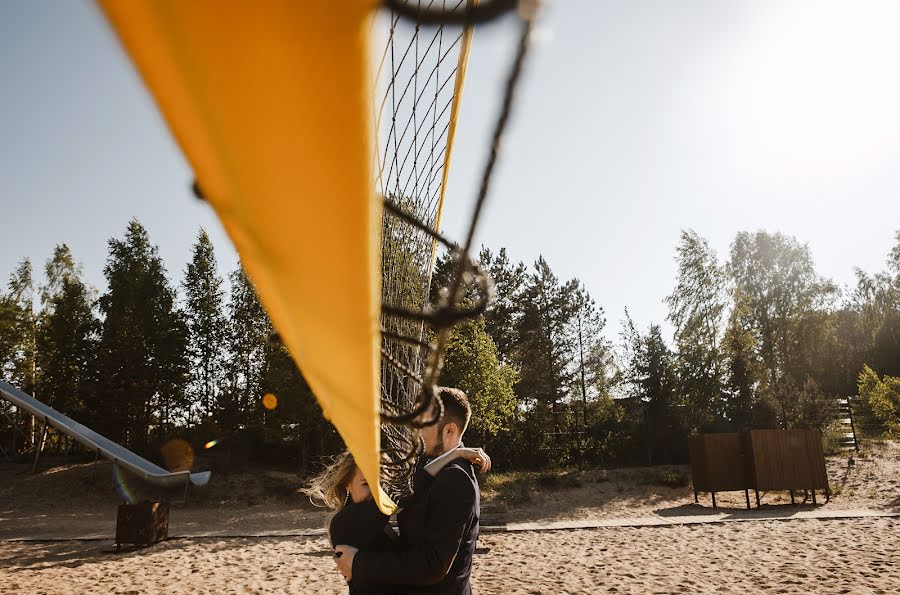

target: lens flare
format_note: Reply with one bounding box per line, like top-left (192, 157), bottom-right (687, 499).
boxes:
top-left (262, 393), bottom-right (278, 410)
top-left (112, 463), bottom-right (138, 505)
top-left (160, 438), bottom-right (195, 472)
top-left (204, 439), bottom-right (220, 449)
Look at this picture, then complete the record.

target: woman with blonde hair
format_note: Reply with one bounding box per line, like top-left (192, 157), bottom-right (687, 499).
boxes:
top-left (305, 447), bottom-right (490, 594)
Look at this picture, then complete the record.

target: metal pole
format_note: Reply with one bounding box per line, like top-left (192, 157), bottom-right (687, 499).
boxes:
top-left (31, 417), bottom-right (48, 474)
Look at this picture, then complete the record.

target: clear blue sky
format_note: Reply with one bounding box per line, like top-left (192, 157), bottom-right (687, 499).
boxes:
top-left (3, 1), bottom-right (900, 343)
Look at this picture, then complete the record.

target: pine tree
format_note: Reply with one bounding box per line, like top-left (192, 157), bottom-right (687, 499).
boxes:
top-left (182, 229), bottom-right (227, 423)
top-left (515, 257), bottom-right (578, 442)
top-left (568, 284), bottom-right (610, 442)
top-left (478, 247), bottom-right (527, 364)
top-left (36, 245), bottom-right (98, 417)
top-left (619, 312), bottom-right (678, 464)
top-left (222, 265), bottom-right (270, 430)
top-left (96, 220), bottom-right (188, 448)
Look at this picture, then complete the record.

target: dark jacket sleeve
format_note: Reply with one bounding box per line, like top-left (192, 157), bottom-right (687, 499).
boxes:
top-left (352, 465), bottom-right (476, 586)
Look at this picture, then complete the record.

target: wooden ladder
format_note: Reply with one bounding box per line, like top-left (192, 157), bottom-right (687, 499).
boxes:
top-left (837, 397), bottom-right (859, 452)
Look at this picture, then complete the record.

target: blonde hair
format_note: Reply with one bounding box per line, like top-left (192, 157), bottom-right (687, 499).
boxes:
top-left (303, 451), bottom-right (357, 510)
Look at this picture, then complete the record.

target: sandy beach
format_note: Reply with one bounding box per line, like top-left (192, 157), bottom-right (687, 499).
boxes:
top-left (2, 518), bottom-right (898, 594)
top-left (2, 443), bottom-right (899, 593)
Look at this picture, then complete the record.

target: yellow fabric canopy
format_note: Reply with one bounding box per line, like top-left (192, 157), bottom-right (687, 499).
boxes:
top-left (99, 0), bottom-right (393, 513)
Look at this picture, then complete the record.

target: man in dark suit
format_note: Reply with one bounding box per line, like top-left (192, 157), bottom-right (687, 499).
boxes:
top-left (334, 387), bottom-right (481, 594)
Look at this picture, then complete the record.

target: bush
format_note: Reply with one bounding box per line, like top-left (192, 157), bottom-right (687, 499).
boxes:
top-left (822, 421), bottom-right (847, 456)
top-left (536, 470), bottom-right (582, 489)
top-left (656, 469), bottom-right (689, 488)
top-left (858, 365), bottom-right (900, 438)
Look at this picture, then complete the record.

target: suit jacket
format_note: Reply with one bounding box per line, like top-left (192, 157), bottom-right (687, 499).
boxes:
top-left (352, 459), bottom-right (480, 595)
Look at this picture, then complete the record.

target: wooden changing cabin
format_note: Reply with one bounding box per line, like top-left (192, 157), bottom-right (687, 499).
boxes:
top-left (689, 429), bottom-right (829, 508)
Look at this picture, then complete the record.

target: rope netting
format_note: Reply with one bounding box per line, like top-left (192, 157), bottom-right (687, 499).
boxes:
top-left (375, 1), bottom-right (472, 497)
top-left (374, 0), bottom-right (537, 499)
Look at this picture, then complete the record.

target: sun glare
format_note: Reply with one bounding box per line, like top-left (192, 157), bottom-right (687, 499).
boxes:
top-left (702, 0), bottom-right (900, 184)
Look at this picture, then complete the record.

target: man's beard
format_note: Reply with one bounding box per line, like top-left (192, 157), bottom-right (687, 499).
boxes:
top-left (424, 433), bottom-right (446, 458)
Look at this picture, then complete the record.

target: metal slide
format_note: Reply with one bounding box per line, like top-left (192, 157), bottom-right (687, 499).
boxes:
top-left (0, 380), bottom-right (210, 487)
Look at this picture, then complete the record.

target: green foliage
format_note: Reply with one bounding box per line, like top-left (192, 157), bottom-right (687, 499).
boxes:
top-left (729, 231), bottom-right (838, 428)
top-left (821, 421), bottom-right (847, 456)
top-left (721, 292), bottom-right (762, 427)
top-left (36, 245), bottom-right (98, 417)
top-left (666, 230), bottom-right (728, 431)
top-left (656, 469), bottom-right (689, 488)
top-left (851, 234), bottom-right (900, 380)
top-left (5, 221), bottom-right (900, 476)
top-left (858, 365), bottom-right (900, 438)
top-left (96, 220), bottom-right (189, 448)
top-left (619, 314), bottom-right (682, 464)
top-left (221, 265), bottom-right (270, 431)
top-left (536, 470), bottom-right (582, 489)
top-left (478, 248), bottom-right (527, 364)
top-left (3, 259), bottom-right (36, 394)
top-left (481, 469), bottom-right (582, 505)
top-left (515, 257), bottom-right (578, 433)
top-left (182, 229), bottom-right (227, 420)
top-left (440, 317), bottom-right (518, 437)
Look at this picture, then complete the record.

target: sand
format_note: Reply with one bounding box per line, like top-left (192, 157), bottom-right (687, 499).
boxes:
top-left (2, 518), bottom-right (898, 594)
top-left (2, 442), bottom-right (898, 593)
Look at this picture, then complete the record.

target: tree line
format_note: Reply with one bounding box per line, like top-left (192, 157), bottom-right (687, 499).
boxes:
top-left (433, 230), bottom-right (900, 468)
top-left (0, 220), bottom-right (335, 472)
top-left (2, 221), bottom-right (899, 473)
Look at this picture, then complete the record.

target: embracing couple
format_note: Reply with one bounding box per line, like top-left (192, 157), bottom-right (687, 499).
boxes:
top-left (307, 387), bottom-right (488, 594)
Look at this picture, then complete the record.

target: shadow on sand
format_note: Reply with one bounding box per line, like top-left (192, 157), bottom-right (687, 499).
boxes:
top-left (653, 501), bottom-right (838, 521)
top-left (1, 536), bottom-right (291, 573)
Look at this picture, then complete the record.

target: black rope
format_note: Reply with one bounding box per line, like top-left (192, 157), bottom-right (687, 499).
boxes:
top-left (384, 0), bottom-right (519, 26)
top-left (376, 0), bottom-right (537, 498)
top-left (378, 7), bottom-right (534, 431)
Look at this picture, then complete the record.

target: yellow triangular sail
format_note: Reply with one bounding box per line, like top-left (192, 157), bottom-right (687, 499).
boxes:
top-left (99, 0), bottom-right (393, 512)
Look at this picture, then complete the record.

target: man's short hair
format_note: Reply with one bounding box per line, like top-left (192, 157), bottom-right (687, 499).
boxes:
top-left (435, 387), bottom-right (471, 436)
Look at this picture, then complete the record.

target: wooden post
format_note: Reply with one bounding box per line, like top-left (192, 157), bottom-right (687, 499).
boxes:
top-left (31, 417), bottom-right (48, 474)
top-left (846, 397), bottom-right (860, 453)
top-left (790, 490), bottom-right (795, 505)
top-left (711, 492), bottom-right (717, 508)
top-left (744, 489), bottom-right (750, 510)
top-left (693, 489), bottom-right (699, 503)
top-left (92, 449), bottom-right (100, 480)
top-left (755, 489), bottom-right (761, 507)
top-left (11, 408), bottom-right (18, 458)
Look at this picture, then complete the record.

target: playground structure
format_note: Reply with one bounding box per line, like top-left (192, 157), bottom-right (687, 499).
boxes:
top-left (0, 380), bottom-right (211, 490)
top-left (690, 429), bottom-right (829, 508)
